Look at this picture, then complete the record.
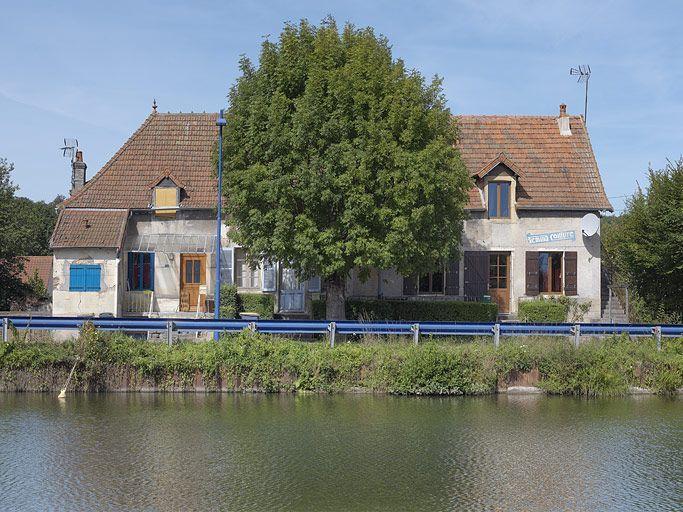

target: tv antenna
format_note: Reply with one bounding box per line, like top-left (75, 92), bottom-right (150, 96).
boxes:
top-left (570, 65), bottom-right (591, 123)
top-left (60, 138), bottom-right (79, 162)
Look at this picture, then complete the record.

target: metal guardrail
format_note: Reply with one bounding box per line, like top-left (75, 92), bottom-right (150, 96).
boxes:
top-left (2, 316), bottom-right (681, 350)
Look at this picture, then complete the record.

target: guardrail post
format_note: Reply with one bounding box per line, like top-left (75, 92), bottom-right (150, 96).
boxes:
top-left (412, 323), bottom-right (420, 345)
top-left (573, 324), bottom-right (581, 348)
top-left (328, 322), bottom-right (336, 348)
top-left (493, 323), bottom-right (500, 348)
top-left (166, 321), bottom-right (175, 346)
top-left (248, 321), bottom-right (257, 333)
top-left (653, 326), bottom-right (662, 352)
top-left (2, 318), bottom-right (8, 343)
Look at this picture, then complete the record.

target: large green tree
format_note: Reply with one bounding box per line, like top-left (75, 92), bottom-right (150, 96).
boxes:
top-left (602, 158), bottom-right (683, 320)
top-left (0, 158), bottom-right (28, 309)
top-left (221, 19), bottom-right (470, 318)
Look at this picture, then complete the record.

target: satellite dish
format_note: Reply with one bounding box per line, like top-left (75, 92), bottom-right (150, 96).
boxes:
top-left (581, 213), bottom-right (600, 237)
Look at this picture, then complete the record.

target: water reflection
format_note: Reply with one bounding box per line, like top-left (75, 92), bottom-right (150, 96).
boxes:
top-left (0, 393), bottom-right (680, 511)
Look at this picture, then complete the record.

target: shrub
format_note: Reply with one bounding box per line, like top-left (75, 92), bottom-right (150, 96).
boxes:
top-left (518, 298), bottom-right (568, 323)
top-left (219, 285), bottom-right (274, 319)
top-left (239, 293), bottom-right (274, 319)
top-left (311, 298), bottom-right (498, 322)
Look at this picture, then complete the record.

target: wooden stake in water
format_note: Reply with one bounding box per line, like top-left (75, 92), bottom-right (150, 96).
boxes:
top-left (58, 359), bottom-right (79, 399)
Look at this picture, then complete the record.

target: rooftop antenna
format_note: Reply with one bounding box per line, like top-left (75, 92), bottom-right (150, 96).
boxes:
top-left (60, 138), bottom-right (79, 163)
top-left (570, 65), bottom-right (591, 123)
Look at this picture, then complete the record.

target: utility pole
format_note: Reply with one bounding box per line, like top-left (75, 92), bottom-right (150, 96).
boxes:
top-left (214, 110), bottom-right (227, 340)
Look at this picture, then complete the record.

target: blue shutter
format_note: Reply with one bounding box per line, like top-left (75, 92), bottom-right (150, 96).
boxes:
top-left (127, 253), bottom-right (135, 290)
top-left (488, 183), bottom-right (498, 217)
top-left (307, 276), bottom-right (321, 293)
top-left (69, 265), bottom-right (84, 291)
top-left (85, 265), bottom-right (101, 291)
top-left (149, 253), bottom-right (155, 291)
top-left (500, 182), bottom-right (510, 217)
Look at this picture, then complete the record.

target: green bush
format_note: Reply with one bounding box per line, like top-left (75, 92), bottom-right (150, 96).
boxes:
top-left (239, 293), bottom-right (274, 319)
top-left (219, 285), bottom-right (274, 319)
top-left (518, 298), bottom-right (568, 323)
top-left (312, 298), bottom-right (498, 322)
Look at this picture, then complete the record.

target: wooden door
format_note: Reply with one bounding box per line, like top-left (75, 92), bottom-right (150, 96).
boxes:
top-left (180, 254), bottom-right (206, 312)
top-left (489, 253), bottom-right (510, 314)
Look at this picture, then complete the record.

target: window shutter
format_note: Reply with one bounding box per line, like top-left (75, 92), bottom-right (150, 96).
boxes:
top-left (464, 252), bottom-right (489, 299)
top-left (262, 260), bottom-right (276, 292)
top-left (149, 253), bottom-right (155, 291)
top-left (220, 248), bottom-right (233, 285)
top-left (525, 252), bottom-right (539, 296)
top-left (127, 254), bottom-right (134, 290)
top-left (445, 259), bottom-right (460, 296)
top-left (69, 265), bottom-right (83, 291)
top-left (403, 275), bottom-right (417, 296)
top-left (308, 276), bottom-right (321, 293)
top-left (564, 251), bottom-right (577, 296)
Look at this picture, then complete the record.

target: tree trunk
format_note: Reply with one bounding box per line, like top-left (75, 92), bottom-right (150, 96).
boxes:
top-left (325, 274), bottom-right (346, 320)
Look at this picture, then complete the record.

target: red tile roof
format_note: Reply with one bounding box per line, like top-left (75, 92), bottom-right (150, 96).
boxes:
top-left (64, 112), bottom-right (217, 209)
top-left (51, 209), bottom-right (129, 249)
top-left (456, 115), bottom-right (612, 211)
top-left (20, 256), bottom-right (53, 287)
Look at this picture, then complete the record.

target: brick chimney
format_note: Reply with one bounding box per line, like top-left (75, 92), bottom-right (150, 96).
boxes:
top-left (71, 150), bottom-right (87, 195)
top-left (557, 104), bottom-right (572, 136)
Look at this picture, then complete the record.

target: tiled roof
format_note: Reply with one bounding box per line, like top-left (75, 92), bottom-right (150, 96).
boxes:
top-left (20, 256), bottom-right (53, 287)
top-left (64, 112), bottom-right (217, 209)
top-left (456, 115), bottom-right (612, 211)
top-left (51, 209), bottom-right (129, 249)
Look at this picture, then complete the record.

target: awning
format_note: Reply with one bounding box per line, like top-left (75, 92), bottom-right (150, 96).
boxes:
top-left (125, 233), bottom-right (217, 253)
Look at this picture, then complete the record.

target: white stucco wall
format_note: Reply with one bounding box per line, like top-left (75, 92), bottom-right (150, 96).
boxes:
top-left (52, 248), bottom-right (121, 316)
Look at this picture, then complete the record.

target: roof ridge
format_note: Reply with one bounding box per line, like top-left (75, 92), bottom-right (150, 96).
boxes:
top-left (62, 113), bottom-right (157, 207)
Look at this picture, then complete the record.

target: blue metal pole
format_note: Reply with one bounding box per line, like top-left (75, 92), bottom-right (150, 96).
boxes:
top-left (214, 109), bottom-right (227, 340)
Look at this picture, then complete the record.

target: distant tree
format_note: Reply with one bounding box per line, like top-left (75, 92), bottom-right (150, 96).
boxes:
top-left (12, 195), bottom-right (61, 255)
top-left (221, 18), bottom-right (470, 319)
top-left (602, 158), bottom-right (683, 320)
top-left (0, 158), bottom-right (28, 309)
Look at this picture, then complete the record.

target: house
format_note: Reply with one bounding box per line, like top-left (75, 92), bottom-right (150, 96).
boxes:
top-left (50, 103), bottom-right (612, 320)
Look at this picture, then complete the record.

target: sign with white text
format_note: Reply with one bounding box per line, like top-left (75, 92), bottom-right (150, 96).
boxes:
top-left (526, 230), bottom-right (576, 244)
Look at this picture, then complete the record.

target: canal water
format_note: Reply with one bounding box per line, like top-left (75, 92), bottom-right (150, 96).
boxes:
top-left (0, 393), bottom-right (680, 511)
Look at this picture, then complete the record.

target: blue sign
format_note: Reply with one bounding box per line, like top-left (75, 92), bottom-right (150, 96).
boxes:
top-left (527, 230), bottom-right (576, 244)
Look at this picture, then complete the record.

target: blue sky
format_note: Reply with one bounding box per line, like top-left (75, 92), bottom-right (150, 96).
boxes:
top-left (1, 1), bottom-right (681, 213)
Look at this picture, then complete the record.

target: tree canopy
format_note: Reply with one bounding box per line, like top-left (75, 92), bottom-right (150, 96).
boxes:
top-left (602, 158), bottom-right (683, 321)
top-left (0, 157), bottom-right (61, 310)
top-left (220, 18), bottom-right (470, 318)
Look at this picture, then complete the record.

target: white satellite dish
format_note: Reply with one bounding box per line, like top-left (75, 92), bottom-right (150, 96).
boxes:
top-left (581, 213), bottom-right (600, 237)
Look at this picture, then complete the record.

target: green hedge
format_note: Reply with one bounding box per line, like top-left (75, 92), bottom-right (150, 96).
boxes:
top-left (518, 298), bottom-right (567, 323)
top-left (219, 285), bottom-right (274, 319)
top-left (312, 298), bottom-right (498, 322)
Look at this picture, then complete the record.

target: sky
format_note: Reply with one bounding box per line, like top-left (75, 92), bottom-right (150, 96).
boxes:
top-left (1, 1), bottom-right (681, 213)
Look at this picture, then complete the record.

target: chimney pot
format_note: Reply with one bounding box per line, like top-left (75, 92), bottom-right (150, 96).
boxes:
top-left (559, 103), bottom-right (567, 117)
top-left (75, 150), bottom-right (83, 162)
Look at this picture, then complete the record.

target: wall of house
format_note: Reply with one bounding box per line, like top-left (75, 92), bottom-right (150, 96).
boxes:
top-left (343, 210), bottom-right (602, 320)
top-left (126, 211), bottom-right (217, 313)
top-left (52, 248), bottom-right (121, 316)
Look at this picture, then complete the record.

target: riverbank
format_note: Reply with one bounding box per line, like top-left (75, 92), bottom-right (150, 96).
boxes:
top-left (1, 325), bottom-right (681, 395)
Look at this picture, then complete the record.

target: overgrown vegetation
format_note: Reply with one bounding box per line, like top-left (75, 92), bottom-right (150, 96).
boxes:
top-left (1, 326), bottom-right (680, 396)
top-left (312, 298), bottom-right (498, 322)
top-left (602, 158), bottom-right (683, 322)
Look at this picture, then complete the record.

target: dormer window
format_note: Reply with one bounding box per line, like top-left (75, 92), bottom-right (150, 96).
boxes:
top-left (153, 177), bottom-right (180, 216)
top-left (488, 181), bottom-right (510, 218)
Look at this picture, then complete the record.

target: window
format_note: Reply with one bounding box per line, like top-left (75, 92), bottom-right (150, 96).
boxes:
top-left (489, 253), bottom-right (508, 289)
top-left (154, 179), bottom-right (179, 216)
top-left (234, 248), bottom-right (260, 289)
top-left (418, 270), bottom-right (444, 294)
top-left (488, 182), bottom-right (511, 218)
top-left (538, 252), bottom-right (563, 293)
top-left (128, 252), bottom-right (154, 291)
top-left (69, 264), bottom-right (101, 292)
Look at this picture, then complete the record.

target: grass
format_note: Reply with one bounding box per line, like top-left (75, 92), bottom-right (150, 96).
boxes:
top-left (0, 325), bottom-right (681, 396)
